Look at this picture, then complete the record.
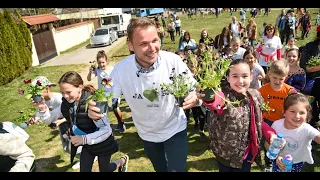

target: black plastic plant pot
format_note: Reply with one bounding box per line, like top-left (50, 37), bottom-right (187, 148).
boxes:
top-left (201, 88), bottom-right (215, 101)
top-left (95, 101), bottom-right (108, 114)
top-left (175, 96), bottom-right (186, 107)
top-left (32, 95), bottom-right (42, 103)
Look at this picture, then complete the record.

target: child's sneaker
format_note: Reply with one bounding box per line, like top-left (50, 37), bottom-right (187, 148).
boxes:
top-left (199, 130), bottom-right (206, 137)
top-left (264, 164), bottom-right (272, 172)
top-left (72, 161), bottom-right (80, 170)
top-left (119, 124), bottom-right (126, 133)
top-left (118, 155), bottom-right (129, 172)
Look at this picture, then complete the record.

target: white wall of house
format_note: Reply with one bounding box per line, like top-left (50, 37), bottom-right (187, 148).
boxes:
top-left (54, 22), bottom-right (94, 53)
top-left (30, 33), bottom-right (39, 66)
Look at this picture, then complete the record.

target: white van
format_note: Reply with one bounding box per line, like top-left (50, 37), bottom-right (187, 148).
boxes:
top-left (100, 13), bottom-right (132, 37)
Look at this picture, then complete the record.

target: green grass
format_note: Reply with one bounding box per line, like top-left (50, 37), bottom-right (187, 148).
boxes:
top-left (0, 64), bottom-right (88, 124)
top-left (2, 8), bottom-right (320, 172)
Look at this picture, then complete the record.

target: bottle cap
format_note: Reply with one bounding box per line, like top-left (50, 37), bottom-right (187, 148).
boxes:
top-left (284, 154), bottom-right (293, 162)
top-left (277, 133), bottom-right (283, 138)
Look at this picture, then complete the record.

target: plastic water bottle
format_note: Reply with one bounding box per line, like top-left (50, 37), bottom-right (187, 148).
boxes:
top-left (266, 133), bottom-right (284, 160)
top-left (281, 154), bottom-right (293, 172)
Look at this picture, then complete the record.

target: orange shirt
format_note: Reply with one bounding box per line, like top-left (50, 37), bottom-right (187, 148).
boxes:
top-left (259, 83), bottom-right (294, 122)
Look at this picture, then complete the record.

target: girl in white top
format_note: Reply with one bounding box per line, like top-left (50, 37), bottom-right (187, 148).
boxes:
top-left (271, 93), bottom-right (320, 172)
top-left (87, 50), bottom-right (125, 132)
top-left (87, 50), bottom-right (114, 90)
top-left (281, 37), bottom-right (299, 58)
top-left (243, 46), bottom-right (265, 90)
top-left (256, 24), bottom-right (282, 72)
top-left (174, 16), bottom-right (181, 36)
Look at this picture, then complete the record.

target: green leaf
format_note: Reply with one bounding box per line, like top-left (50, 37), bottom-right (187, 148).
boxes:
top-left (143, 89), bottom-right (158, 102)
top-left (85, 100), bottom-right (89, 112)
top-left (107, 97), bottom-right (112, 107)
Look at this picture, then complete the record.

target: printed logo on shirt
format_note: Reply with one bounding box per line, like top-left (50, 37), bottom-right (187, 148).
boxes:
top-left (284, 137), bottom-right (298, 152)
top-left (267, 95), bottom-right (285, 100)
top-left (133, 93), bottom-right (144, 99)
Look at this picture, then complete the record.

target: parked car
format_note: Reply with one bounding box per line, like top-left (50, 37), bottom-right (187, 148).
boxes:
top-left (90, 26), bottom-right (118, 48)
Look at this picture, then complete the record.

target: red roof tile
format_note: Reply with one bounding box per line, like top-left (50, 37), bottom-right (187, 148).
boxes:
top-left (22, 14), bottom-right (60, 25)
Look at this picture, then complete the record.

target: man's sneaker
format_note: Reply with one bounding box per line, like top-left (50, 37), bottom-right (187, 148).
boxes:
top-left (72, 161), bottom-right (80, 170)
top-left (118, 155), bottom-right (129, 172)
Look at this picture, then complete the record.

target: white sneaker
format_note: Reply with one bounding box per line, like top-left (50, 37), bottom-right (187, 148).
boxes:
top-left (118, 155), bottom-right (129, 172)
top-left (264, 167), bottom-right (272, 172)
top-left (72, 161), bottom-right (80, 170)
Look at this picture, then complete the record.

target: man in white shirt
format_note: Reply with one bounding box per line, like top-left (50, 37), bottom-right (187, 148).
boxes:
top-left (229, 16), bottom-right (243, 38)
top-left (87, 17), bottom-right (201, 172)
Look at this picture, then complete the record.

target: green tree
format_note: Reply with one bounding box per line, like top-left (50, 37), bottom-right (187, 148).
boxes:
top-left (0, 40), bottom-right (7, 85)
top-left (0, 12), bottom-right (14, 85)
top-left (1, 9), bottom-right (23, 82)
top-left (4, 8), bottom-right (29, 72)
top-left (14, 8), bottom-right (57, 16)
top-left (0, 13), bottom-right (8, 85)
top-left (14, 9), bottom-right (32, 69)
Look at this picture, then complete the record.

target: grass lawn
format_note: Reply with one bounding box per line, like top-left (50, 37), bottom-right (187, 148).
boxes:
top-left (1, 8), bottom-right (320, 172)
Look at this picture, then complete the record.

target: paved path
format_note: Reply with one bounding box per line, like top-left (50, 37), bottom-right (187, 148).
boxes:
top-left (41, 36), bottom-right (127, 88)
top-left (42, 36), bottom-right (127, 67)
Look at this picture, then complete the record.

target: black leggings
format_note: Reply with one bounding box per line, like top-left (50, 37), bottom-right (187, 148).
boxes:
top-left (80, 146), bottom-right (117, 172)
top-left (169, 31), bottom-right (175, 42)
top-left (310, 78), bottom-right (320, 128)
top-left (186, 107), bottom-right (206, 131)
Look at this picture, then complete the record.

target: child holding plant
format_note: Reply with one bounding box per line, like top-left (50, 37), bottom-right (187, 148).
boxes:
top-left (201, 59), bottom-right (278, 172)
top-left (33, 71), bottom-right (128, 172)
top-left (25, 76), bottom-right (86, 170)
top-left (87, 50), bottom-right (126, 133)
top-left (299, 26), bottom-right (320, 131)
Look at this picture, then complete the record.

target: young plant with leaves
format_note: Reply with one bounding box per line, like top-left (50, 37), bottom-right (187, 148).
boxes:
top-left (85, 78), bottom-right (114, 113)
top-left (192, 50), bottom-right (245, 108)
top-left (18, 78), bottom-right (47, 102)
top-left (195, 50), bottom-right (231, 99)
top-left (260, 99), bottom-right (275, 114)
top-left (306, 56), bottom-right (320, 67)
top-left (160, 68), bottom-right (197, 106)
top-left (89, 60), bottom-right (98, 71)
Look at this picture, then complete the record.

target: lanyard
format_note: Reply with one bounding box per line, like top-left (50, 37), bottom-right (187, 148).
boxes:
top-left (73, 102), bottom-right (77, 124)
